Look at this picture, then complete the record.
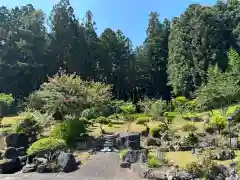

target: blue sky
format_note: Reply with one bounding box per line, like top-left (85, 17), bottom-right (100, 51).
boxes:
top-left (1, 0), bottom-right (216, 46)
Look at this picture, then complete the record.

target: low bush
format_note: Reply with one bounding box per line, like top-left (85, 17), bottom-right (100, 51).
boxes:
top-left (150, 125), bottom-right (166, 138)
top-left (150, 99), bottom-right (168, 118)
top-left (124, 114), bottom-right (135, 122)
top-left (182, 133), bottom-right (198, 146)
top-left (138, 98), bottom-right (155, 114)
top-left (236, 154), bottom-right (240, 176)
top-left (185, 150), bottom-right (216, 178)
top-left (119, 149), bottom-right (129, 160)
top-left (14, 115), bottom-right (43, 142)
top-left (144, 137), bottom-right (160, 146)
top-left (201, 150), bottom-right (217, 178)
top-left (0, 93), bottom-right (14, 117)
top-left (97, 116), bottom-right (110, 125)
top-left (185, 161), bottom-right (203, 177)
top-left (50, 119), bottom-right (86, 144)
top-left (163, 112), bottom-right (174, 124)
top-left (79, 117), bottom-right (91, 128)
top-left (108, 114), bottom-right (121, 120)
top-left (148, 154), bottom-right (162, 168)
top-left (210, 115), bottom-right (227, 134)
top-left (81, 108), bottom-right (98, 120)
top-left (120, 102), bottom-right (136, 115)
top-left (27, 137), bottom-right (67, 155)
top-left (204, 124), bottom-right (216, 134)
top-left (136, 117), bottom-right (150, 127)
top-left (181, 123), bottom-right (197, 132)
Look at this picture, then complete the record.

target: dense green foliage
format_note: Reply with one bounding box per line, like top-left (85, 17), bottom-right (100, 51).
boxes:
top-left (210, 115), bottom-right (227, 134)
top-left (147, 154), bottom-right (163, 168)
top-left (0, 93), bottom-right (14, 117)
top-left (50, 119), bottom-right (86, 144)
top-left (27, 137), bottom-right (67, 155)
top-left (0, 0), bottom-right (240, 111)
top-left (136, 116), bottom-right (150, 127)
top-left (14, 115), bottom-right (43, 138)
top-left (26, 71), bottom-right (111, 119)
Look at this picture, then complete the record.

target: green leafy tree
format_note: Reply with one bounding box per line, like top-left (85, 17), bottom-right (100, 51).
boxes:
top-left (210, 115), bottom-right (227, 134)
top-left (120, 102), bottom-right (136, 131)
top-left (0, 93), bottom-right (14, 117)
top-left (196, 66), bottom-right (240, 111)
top-left (136, 117), bottom-right (150, 129)
top-left (175, 96), bottom-right (188, 118)
top-left (144, 12), bottom-right (171, 99)
top-left (26, 70), bottom-right (112, 120)
top-left (168, 4), bottom-right (229, 97)
top-left (228, 47), bottom-right (240, 73)
top-left (150, 99), bottom-right (169, 129)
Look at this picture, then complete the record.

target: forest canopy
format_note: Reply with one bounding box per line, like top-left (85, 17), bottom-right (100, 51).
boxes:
top-left (0, 0), bottom-right (240, 105)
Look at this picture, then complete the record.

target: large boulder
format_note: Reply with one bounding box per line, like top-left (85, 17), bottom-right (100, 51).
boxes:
top-left (116, 132), bottom-right (140, 150)
top-left (22, 163), bottom-right (37, 173)
top-left (144, 137), bottom-right (160, 146)
top-left (131, 163), bottom-right (153, 178)
top-left (16, 147), bottom-right (27, 156)
top-left (177, 170), bottom-right (193, 180)
top-left (120, 161), bottom-right (131, 168)
top-left (57, 152), bottom-right (80, 173)
top-left (149, 168), bottom-right (168, 180)
top-left (0, 158), bottom-right (21, 174)
top-left (4, 147), bottom-right (18, 159)
top-left (33, 157), bottom-right (47, 165)
top-left (5, 133), bottom-right (29, 149)
top-left (214, 150), bottom-right (235, 161)
top-left (121, 149), bottom-right (148, 164)
top-left (36, 163), bottom-right (54, 173)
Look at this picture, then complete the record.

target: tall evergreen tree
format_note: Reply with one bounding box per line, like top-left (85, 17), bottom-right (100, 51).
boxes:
top-left (168, 4), bottom-right (229, 97)
top-left (144, 12), bottom-right (171, 99)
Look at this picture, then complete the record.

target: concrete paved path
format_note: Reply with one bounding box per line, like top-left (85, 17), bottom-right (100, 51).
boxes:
top-left (0, 152), bottom-right (143, 180)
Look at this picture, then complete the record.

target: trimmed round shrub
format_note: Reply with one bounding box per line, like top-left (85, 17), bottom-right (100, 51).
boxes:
top-left (136, 117), bottom-right (150, 127)
top-left (120, 102), bottom-right (136, 115)
top-left (150, 125), bottom-right (166, 138)
top-left (181, 123), bottom-right (197, 132)
top-left (27, 137), bottom-right (67, 155)
top-left (14, 115), bottom-right (43, 142)
top-left (50, 119), bottom-right (86, 144)
top-left (81, 108), bottom-right (98, 120)
top-left (204, 124), bottom-right (216, 134)
top-left (144, 137), bottom-right (160, 146)
top-left (182, 133), bottom-right (198, 146)
top-left (97, 116), bottom-right (110, 125)
top-left (79, 117), bottom-right (91, 128)
top-left (148, 154), bottom-right (162, 168)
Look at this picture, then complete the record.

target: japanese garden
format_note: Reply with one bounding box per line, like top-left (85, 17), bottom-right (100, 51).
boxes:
top-left (0, 0), bottom-right (240, 179)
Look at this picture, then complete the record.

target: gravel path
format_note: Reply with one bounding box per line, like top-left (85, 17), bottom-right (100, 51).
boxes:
top-left (0, 152), bottom-right (143, 180)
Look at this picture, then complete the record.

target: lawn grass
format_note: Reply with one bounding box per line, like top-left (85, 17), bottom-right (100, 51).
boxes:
top-left (1, 116), bottom-right (24, 126)
top-left (163, 150), bottom-right (240, 168)
top-left (88, 121), bottom-right (163, 136)
top-left (171, 115), bottom-right (205, 137)
top-left (165, 151), bottom-right (198, 168)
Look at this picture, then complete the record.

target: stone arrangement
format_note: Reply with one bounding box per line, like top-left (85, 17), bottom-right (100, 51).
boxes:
top-left (0, 133), bottom-right (80, 174)
top-left (0, 133), bottom-right (29, 174)
top-left (212, 149), bottom-right (236, 161)
top-left (116, 132), bottom-right (141, 150)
